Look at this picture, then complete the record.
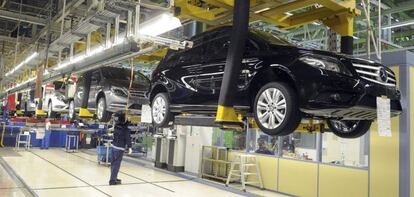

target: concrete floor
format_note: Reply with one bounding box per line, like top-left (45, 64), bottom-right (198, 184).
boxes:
top-left (0, 148), bottom-right (287, 197)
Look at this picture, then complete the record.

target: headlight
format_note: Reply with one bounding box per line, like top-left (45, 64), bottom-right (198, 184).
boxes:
top-left (57, 94), bottom-right (66, 101)
top-left (111, 87), bottom-right (127, 97)
top-left (299, 55), bottom-right (351, 76)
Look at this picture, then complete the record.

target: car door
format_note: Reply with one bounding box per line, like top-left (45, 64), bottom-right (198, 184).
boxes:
top-left (195, 34), bottom-right (229, 101)
top-left (162, 46), bottom-right (205, 104)
top-left (89, 70), bottom-right (101, 109)
top-left (196, 35), bottom-right (261, 105)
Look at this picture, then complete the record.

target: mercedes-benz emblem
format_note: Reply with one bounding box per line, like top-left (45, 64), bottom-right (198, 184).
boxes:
top-left (378, 67), bottom-right (388, 82)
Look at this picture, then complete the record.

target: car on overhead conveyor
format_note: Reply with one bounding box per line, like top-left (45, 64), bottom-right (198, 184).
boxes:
top-left (20, 89), bottom-right (37, 116)
top-left (42, 81), bottom-right (71, 118)
top-left (69, 67), bottom-right (150, 122)
top-left (147, 26), bottom-right (402, 138)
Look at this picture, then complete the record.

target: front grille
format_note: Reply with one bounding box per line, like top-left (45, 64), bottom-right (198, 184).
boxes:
top-left (352, 63), bottom-right (396, 87)
top-left (129, 90), bottom-right (145, 97)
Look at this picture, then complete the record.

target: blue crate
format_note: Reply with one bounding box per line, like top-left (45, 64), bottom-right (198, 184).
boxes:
top-left (97, 145), bottom-right (112, 163)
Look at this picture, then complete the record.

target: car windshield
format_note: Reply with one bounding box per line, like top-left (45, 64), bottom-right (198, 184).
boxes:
top-left (102, 67), bottom-right (149, 84)
top-left (251, 30), bottom-right (294, 46)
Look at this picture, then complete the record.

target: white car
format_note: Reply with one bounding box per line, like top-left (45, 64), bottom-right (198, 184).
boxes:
top-left (42, 81), bottom-right (70, 118)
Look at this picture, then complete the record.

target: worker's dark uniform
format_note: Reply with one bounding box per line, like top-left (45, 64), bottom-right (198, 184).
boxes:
top-left (110, 123), bottom-right (131, 183)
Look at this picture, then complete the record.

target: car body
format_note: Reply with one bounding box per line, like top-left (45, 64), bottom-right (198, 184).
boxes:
top-left (70, 67), bottom-right (150, 122)
top-left (20, 89), bottom-right (36, 115)
top-left (42, 81), bottom-right (70, 117)
top-left (148, 26), bottom-right (402, 138)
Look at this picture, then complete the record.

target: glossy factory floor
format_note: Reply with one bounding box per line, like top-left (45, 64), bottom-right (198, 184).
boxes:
top-left (0, 148), bottom-right (287, 197)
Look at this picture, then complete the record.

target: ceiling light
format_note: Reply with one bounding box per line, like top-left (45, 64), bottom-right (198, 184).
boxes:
top-left (5, 52), bottom-right (38, 77)
top-left (383, 20), bottom-right (414, 29)
top-left (254, 7), bottom-right (270, 14)
top-left (139, 13), bottom-right (182, 36)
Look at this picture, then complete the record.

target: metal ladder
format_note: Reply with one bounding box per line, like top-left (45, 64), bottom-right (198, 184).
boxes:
top-left (226, 154), bottom-right (264, 192)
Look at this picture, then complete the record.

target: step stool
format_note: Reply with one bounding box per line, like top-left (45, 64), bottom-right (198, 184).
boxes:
top-left (65, 134), bottom-right (79, 152)
top-left (226, 154), bottom-right (264, 192)
top-left (15, 131), bottom-right (31, 151)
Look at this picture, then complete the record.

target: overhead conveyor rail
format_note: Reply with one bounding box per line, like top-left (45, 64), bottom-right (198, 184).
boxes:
top-left (2, 0), bottom-right (192, 96)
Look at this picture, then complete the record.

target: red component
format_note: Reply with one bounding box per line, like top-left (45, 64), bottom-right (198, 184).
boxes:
top-left (7, 94), bottom-right (16, 111)
top-left (45, 84), bottom-right (55, 92)
top-left (9, 117), bottom-right (28, 122)
top-left (69, 76), bottom-right (78, 83)
top-left (49, 120), bottom-right (71, 125)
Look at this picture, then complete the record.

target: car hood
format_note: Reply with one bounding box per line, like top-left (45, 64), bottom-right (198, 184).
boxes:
top-left (269, 44), bottom-right (381, 66)
top-left (108, 80), bottom-right (149, 91)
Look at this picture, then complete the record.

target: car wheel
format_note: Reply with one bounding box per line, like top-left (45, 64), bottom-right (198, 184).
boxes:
top-left (327, 120), bottom-right (371, 138)
top-left (24, 102), bottom-right (28, 116)
top-left (48, 101), bottom-right (56, 118)
top-left (253, 82), bottom-right (301, 136)
top-left (152, 93), bottom-right (172, 127)
top-left (68, 100), bottom-right (76, 120)
top-left (97, 97), bottom-right (112, 122)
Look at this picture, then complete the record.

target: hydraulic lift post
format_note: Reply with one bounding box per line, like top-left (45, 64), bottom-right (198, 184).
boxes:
top-left (79, 71), bottom-right (94, 118)
top-left (215, 0), bottom-right (250, 126)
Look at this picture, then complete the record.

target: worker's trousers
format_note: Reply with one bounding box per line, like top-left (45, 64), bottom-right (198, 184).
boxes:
top-left (41, 130), bottom-right (51, 149)
top-left (110, 148), bottom-right (124, 181)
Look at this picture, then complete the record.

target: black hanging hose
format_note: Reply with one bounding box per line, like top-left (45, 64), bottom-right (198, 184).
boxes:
top-left (215, 0), bottom-right (250, 124)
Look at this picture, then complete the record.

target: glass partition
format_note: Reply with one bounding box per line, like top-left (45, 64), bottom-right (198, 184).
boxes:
top-left (281, 132), bottom-right (318, 161)
top-left (322, 132), bottom-right (369, 168)
top-left (247, 129), bottom-right (278, 156)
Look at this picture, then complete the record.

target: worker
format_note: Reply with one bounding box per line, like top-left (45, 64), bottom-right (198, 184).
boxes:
top-left (255, 139), bottom-right (273, 155)
top-left (109, 113), bottom-right (132, 186)
top-left (41, 119), bottom-right (52, 149)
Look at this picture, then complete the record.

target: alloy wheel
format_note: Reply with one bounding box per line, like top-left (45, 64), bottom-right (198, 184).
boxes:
top-left (256, 88), bottom-right (287, 129)
top-left (69, 101), bottom-right (74, 119)
top-left (97, 99), bottom-right (105, 120)
top-left (48, 103), bottom-right (52, 117)
top-left (152, 96), bottom-right (166, 124)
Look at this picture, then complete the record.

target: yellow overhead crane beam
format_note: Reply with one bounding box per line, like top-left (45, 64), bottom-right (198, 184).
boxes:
top-left (175, 0), bottom-right (360, 36)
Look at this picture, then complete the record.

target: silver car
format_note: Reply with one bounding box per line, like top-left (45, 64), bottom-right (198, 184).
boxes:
top-left (69, 67), bottom-right (150, 122)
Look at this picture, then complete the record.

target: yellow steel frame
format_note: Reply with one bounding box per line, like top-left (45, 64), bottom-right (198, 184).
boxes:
top-left (175, 0), bottom-right (359, 37)
top-left (79, 108), bottom-right (94, 118)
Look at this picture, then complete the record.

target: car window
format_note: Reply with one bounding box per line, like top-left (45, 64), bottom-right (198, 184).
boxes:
top-left (102, 67), bottom-right (150, 85)
top-left (250, 30), bottom-right (293, 46)
top-left (91, 70), bottom-right (101, 83)
top-left (205, 36), bottom-right (230, 61)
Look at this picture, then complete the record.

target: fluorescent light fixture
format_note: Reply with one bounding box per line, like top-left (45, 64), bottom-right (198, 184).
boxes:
top-left (5, 52), bottom-right (38, 77)
top-left (139, 13), bottom-right (182, 36)
top-left (382, 20), bottom-right (414, 29)
top-left (6, 77), bottom-right (36, 92)
top-left (54, 45), bottom-right (105, 71)
top-left (254, 7), bottom-right (270, 14)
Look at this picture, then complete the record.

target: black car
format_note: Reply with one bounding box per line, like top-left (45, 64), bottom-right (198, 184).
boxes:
top-left (69, 67), bottom-right (149, 122)
top-left (148, 26), bottom-right (402, 138)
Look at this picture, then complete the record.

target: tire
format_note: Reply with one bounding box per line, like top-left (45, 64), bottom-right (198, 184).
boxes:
top-left (151, 93), bottom-right (173, 128)
top-left (327, 120), bottom-right (372, 138)
top-left (97, 97), bottom-right (112, 122)
top-left (68, 100), bottom-right (76, 120)
top-left (48, 101), bottom-right (56, 118)
top-left (253, 82), bottom-right (301, 136)
top-left (24, 102), bottom-right (29, 116)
